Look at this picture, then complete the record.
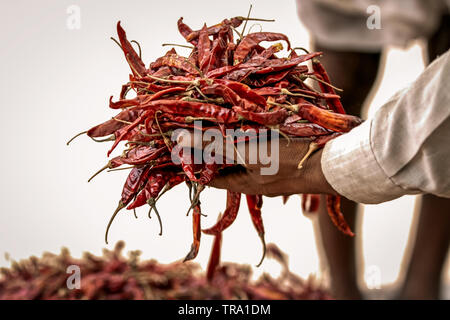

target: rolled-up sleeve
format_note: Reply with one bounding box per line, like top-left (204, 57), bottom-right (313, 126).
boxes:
top-left (321, 50), bottom-right (450, 204)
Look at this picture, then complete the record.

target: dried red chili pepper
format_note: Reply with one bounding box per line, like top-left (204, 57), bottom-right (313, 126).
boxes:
top-left (249, 69), bottom-right (291, 87)
top-left (215, 79), bottom-right (267, 106)
top-left (110, 86), bottom-right (185, 110)
top-left (127, 171), bottom-right (172, 210)
top-left (186, 18), bottom-right (238, 42)
top-left (202, 191), bottom-right (241, 235)
top-left (311, 58), bottom-right (346, 114)
top-left (121, 166), bottom-right (151, 206)
top-left (234, 32), bottom-right (291, 64)
top-left (279, 122), bottom-right (331, 136)
top-left (197, 24), bottom-right (211, 72)
top-left (87, 109), bottom-right (140, 138)
top-left (117, 22), bottom-right (147, 77)
top-left (180, 150), bottom-right (198, 182)
top-left (184, 204), bottom-right (202, 262)
top-left (120, 145), bottom-right (167, 165)
top-left (295, 102), bottom-right (362, 133)
top-left (197, 162), bottom-right (218, 185)
top-left (232, 106), bottom-right (289, 125)
top-left (150, 54), bottom-right (199, 75)
top-left (207, 43), bottom-right (283, 80)
top-left (177, 17), bottom-right (198, 45)
top-left (205, 65), bottom-right (239, 78)
top-left (246, 194), bottom-right (266, 267)
top-left (326, 195), bottom-right (354, 236)
top-left (201, 83), bottom-right (240, 105)
top-left (141, 100), bottom-right (241, 124)
top-left (107, 110), bottom-right (154, 156)
top-left (252, 53), bottom-right (319, 75)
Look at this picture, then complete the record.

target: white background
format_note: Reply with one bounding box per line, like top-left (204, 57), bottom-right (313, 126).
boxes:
top-left (0, 0), bottom-right (448, 294)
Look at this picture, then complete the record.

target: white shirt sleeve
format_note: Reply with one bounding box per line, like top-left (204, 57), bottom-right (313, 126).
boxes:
top-left (321, 50), bottom-right (450, 204)
top-left (296, 0), bottom-right (448, 52)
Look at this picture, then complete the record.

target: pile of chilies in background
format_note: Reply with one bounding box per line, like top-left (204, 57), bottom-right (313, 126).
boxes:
top-left (69, 16), bottom-right (362, 271)
top-left (0, 242), bottom-right (330, 300)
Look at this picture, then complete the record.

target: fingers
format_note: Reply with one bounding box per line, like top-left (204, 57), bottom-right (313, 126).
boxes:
top-left (207, 173), bottom-right (239, 190)
top-left (208, 170), bottom-right (290, 196)
top-left (174, 130), bottom-right (330, 195)
top-left (174, 129), bottom-right (253, 167)
top-left (208, 170), bottom-right (256, 194)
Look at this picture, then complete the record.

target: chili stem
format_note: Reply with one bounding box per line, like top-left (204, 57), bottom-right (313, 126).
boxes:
top-left (304, 75), bottom-right (343, 92)
top-left (126, 54), bottom-right (143, 78)
top-left (267, 100), bottom-right (298, 112)
top-left (268, 126), bottom-right (291, 146)
top-left (130, 40), bottom-right (142, 59)
top-left (110, 37), bottom-right (122, 50)
top-left (255, 235), bottom-right (266, 268)
top-left (162, 43), bottom-right (195, 49)
top-left (148, 75), bottom-right (198, 85)
top-left (155, 183), bottom-right (170, 202)
top-left (105, 201), bottom-right (125, 244)
top-left (247, 23), bottom-right (263, 34)
top-left (297, 142), bottom-right (319, 169)
top-left (112, 117), bottom-right (146, 131)
top-left (186, 181), bottom-right (193, 203)
top-left (281, 88), bottom-right (314, 99)
top-left (66, 131), bottom-right (87, 146)
top-left (194, 86), bottom-right (209, 100)
top-left (132, 194), bottom-right (138, 219)
top-left (90, 135), bottom-right (115, 143)
top-left (231, 26), bottom-right (243, 39)
top-left (292, 47), bottom-right (310, 54)
top-left (185, 116), bottom-right (217, 123)
top-left (148, 199), bottom-right (163, 236)
top-left (122, 86), bottom-right (132, 98)
top-left (181, 97), bottom-right (224, 104)
top-left (107, 166), bottom-right (135, 172)
top-left (237, 17), bottom-right (275, 22)
top-left (240, 4), bottom-right (253, 38)
top-left (186, 184), bottom-right (204, 216)
top-left (129, 80), bottom-right (152, 86)
top-left (155, 111), bottom-right (173, 150)
top-left (184, 57), bottom-right (204, 78)
top-left (88, 162), bottom-right (110, 182)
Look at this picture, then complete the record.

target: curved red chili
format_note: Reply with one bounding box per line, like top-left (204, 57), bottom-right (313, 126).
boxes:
top-left (279, 122), bottom-right (330, 137)
top-left (234, 32), bottom-right (291, 64)
top-left (87, 109), bottom-right (140, 138)
top-left (312, 58), bottom-right (346, 114)
top-left (326, 195), bottom-right (354, 236)
top-left (117, 22), bottom-right (147, 77)
top-left (295, 102), bottom-right (362, 133)
top-left (232, 106), bottom-right (289, 125)
top-left (202, 191), bottom-right (241, 235)
top-left (245, 194), bottom-right (266, 267)
top-left (183, 204), bottom-right (202, 262)
top-left (177, 17), bottom-right (198, 45)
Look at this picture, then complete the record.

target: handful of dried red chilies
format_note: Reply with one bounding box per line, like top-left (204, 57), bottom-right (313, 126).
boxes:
top-left (68, 14), bottom-right (362, 274)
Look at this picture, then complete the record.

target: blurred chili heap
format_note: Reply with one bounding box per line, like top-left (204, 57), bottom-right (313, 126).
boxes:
top-left (0, 242), bottom-right (329, 300)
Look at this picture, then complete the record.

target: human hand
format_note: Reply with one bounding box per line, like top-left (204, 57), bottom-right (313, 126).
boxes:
top-left (175, 131), bottom-right (338, 197)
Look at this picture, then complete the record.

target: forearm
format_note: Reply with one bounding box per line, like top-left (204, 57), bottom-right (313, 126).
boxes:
top-left (320, 50), bottom-right (450, 204)
top-left (320, 119), bottom-right (412, 204)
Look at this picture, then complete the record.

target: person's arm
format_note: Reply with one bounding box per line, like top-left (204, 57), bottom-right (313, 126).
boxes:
top-left (181, 50), bottom-right (450, 203)
top-left (321, 49), bottom-right (450, 204)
